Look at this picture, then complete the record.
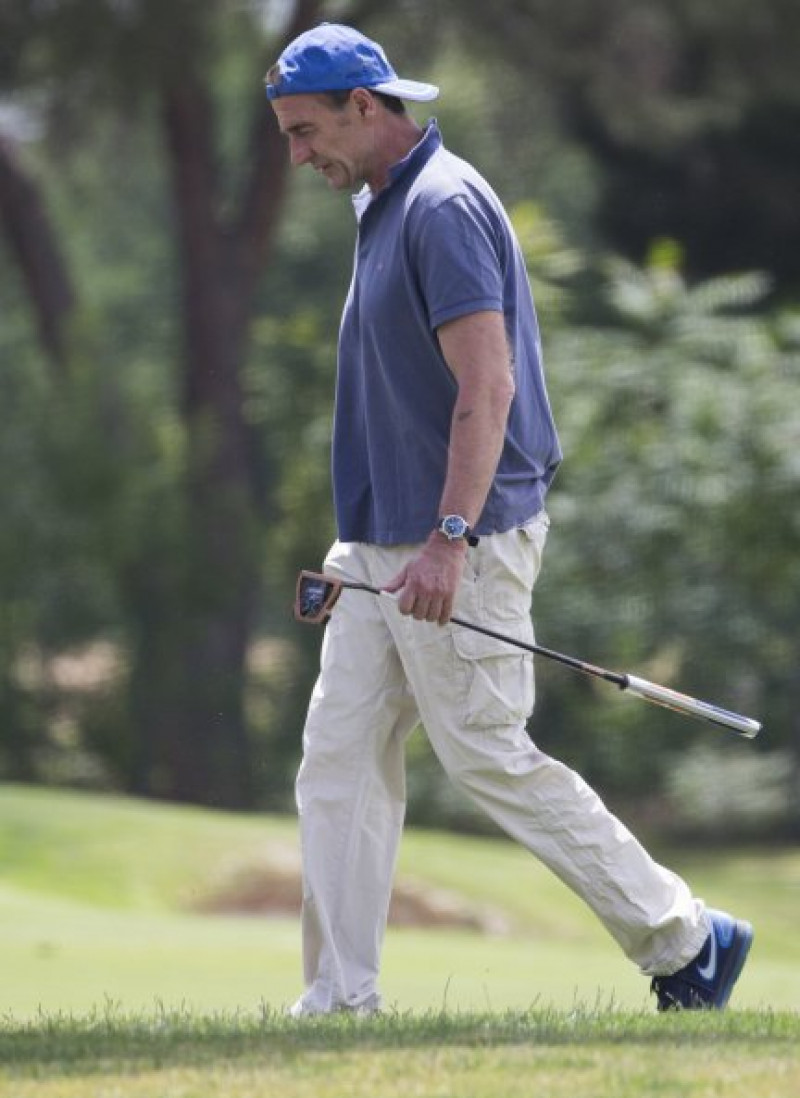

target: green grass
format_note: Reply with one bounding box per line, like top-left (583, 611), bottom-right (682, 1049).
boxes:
top-left (1, 784), bottom-right (799, 1095)
top-left (1, 783), bottom-right (798, 1018)
top-left (1, 1006), bottom-right (800, 1097)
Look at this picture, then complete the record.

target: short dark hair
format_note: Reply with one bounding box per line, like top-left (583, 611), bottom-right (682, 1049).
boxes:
top-left (371, 91), bottom-right (407, 115)
top-left (325, 89), bottom-right (406, 115)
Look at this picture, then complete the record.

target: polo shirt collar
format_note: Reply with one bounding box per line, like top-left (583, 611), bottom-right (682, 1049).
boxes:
top-left (352, 119), bottom-right (441, 220)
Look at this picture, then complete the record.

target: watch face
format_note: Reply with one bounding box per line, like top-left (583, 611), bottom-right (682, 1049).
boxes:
top-left (441, 515), bottom-right (468, 539)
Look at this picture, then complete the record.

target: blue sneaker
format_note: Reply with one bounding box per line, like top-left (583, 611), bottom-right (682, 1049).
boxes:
top-left (651, 910), bottom-right (753, 1011)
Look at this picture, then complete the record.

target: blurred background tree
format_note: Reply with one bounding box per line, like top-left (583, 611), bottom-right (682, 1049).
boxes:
top-left (1, 0), bottom-right (328, 807)
top-left (0, 0), bottom-right (798, 837)
top-left (438, 0), bottom-right (800, 290)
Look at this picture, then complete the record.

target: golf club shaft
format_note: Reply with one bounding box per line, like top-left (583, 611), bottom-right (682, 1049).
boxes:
top-left (337, 580), bottom-right (761, 739)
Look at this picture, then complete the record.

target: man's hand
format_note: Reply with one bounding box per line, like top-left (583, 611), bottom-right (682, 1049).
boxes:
top-left (383, 535), bottom-right (467, 625)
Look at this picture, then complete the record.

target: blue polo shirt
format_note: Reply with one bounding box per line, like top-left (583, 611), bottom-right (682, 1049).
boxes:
top-left (333, 121), bottom-right (561, 545)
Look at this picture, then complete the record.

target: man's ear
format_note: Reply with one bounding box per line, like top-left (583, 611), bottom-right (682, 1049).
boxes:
top-left (351, 87), bottom-right (376, 119)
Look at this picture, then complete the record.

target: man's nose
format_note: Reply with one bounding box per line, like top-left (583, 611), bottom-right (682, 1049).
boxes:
top-left (290, 137), bottom-right (312, 167)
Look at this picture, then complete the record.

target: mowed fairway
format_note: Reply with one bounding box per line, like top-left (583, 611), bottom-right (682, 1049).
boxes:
top-left (1, 785), bottom-right (799, 1096)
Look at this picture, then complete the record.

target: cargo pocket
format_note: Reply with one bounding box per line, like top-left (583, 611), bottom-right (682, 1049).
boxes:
top-left (452, 622), bottom-right (535, 729)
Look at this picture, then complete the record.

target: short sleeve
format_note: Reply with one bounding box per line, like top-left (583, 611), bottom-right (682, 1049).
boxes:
top-left (411, 193), bottom-right (506, 331)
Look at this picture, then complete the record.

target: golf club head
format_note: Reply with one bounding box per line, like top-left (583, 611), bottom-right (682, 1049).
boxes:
top-left (294, 571), bottom-right (344, 625)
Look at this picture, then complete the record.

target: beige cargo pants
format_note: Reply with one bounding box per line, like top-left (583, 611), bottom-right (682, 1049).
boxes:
top-left (293, 514), bottom-right (708, 1014)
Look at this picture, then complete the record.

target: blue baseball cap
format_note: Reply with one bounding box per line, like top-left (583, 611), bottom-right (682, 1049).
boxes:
top-left (266, 23), bottom-right (439, 103)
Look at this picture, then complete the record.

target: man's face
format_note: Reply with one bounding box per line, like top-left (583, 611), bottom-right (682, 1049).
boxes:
top-left (272, 93), bottom-right (371, 191)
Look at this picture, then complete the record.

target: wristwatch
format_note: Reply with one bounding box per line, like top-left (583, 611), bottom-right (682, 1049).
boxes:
top-left (436, 514), bottom-right (479, 547)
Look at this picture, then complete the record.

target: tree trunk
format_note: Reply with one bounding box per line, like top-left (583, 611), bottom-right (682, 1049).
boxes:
top-left (1, 0), bottom-right (321, 807)
top-left (0, 135), bottom-right (75, 780)
top-left (131, 1), bottom-right (320, 807)
top-left (0, 135), bottom-right (74, 370)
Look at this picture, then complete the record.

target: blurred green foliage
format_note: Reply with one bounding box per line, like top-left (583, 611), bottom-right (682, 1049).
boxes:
top-left (1, 0), bottom-right (798, 837)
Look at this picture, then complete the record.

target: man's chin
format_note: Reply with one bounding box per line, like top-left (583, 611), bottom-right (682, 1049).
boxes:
top-left (314, 165), bottom-right (353, 190)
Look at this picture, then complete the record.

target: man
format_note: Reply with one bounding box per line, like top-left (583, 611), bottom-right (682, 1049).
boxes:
top-left (266, 23), bottom-right (752, 1017)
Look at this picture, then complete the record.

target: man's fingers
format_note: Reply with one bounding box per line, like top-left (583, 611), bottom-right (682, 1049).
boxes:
top-left (437, 597), bottom-right (453, 627)
top-left (398, 586), bottom-right (437, 621)
top-left (406, 593), bottom-right (450, 624)
top-left (390, 543), bottom-right (465, 623)
top-left (410, 593), bottom-right (434, 621)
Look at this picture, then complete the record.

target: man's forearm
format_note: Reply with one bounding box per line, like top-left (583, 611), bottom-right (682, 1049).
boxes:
top-left (438, 381), bottom-right (512, 527)
top-left (436, 310), bottom-right (515, 529)
top-left (385, 310), bottom-right (514, 624)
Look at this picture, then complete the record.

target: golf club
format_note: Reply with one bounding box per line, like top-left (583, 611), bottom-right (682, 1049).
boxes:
top-left (294, 570), bottom-right (762, 740)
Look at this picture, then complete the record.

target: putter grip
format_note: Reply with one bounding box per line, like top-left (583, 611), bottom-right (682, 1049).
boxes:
top-left (623, 675), bottom-right (761, 738)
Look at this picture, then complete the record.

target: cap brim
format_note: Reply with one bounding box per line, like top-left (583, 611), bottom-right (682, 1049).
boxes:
top-left (371, 78), bottom-right (439, 102)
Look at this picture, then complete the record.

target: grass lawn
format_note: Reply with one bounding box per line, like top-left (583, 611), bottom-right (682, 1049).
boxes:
top-left (1, 784), bottom-right (798, 1017)
top-left (0, 784), bottom-right (799, 1095)
top-left (2, 1007), bottom-right (799, 1098)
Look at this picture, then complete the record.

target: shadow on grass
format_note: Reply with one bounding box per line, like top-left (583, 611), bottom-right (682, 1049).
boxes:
top-left (1, 1003), bottom-right (799, 1078)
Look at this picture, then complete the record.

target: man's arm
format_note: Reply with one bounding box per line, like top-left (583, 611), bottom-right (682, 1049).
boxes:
top-left (384, 309), bottom-right (515, 625)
